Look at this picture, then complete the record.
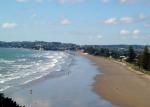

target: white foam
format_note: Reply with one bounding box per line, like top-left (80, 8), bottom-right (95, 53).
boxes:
top-left (52, 59), bottom-right (58, 64)
top-left (38, 64), bottom-right (53, 71)
top-left (0, 76), bottom-right (21, 84)
top-left (38, 60), bottom-right (43, 63)
top-left (23, 76), bottom-right (43, 84)
top-left (0, 59), bottom-right (15, 64)
top-left (0, 51), bottom-right (71, 91)
top-left (13, 64), bottom-right (32, 69)
top-left (17, 58), bottom-right (27, 62)
top-left (35, 63), bottom-right (40, 66)
top-left (46, 55), bottom-right (54, 59)
top-left (49, 63), bottom-right (55, 67)
top-left (0, 80), bottom-right (5, 84)
top-left (0, 86), bottom-right (11, 92)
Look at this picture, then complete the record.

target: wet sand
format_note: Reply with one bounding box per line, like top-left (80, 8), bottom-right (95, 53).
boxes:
top-left (83, 53), bottom-right (150, 107)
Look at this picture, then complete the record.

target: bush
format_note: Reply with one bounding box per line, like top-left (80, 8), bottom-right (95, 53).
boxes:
top-left (0, 93), bottom-right (24, 107)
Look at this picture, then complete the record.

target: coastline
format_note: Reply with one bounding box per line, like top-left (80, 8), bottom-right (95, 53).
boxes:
top-left (9, 54), bottom-right (116, 107)
top-left (81, 53), bottom-right (150, 107)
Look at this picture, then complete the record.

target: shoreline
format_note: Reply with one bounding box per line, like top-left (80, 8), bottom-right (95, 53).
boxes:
top-left (81, 53), bottom-right (150, 107)
top-left (8, 54), bottom-right (115, 107)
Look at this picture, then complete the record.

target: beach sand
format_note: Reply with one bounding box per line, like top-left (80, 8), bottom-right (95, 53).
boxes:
top-left (82, 53), bottom-right (150, 107)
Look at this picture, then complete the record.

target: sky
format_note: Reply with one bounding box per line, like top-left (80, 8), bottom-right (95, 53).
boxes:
top-left (0, 0), bottom-right (150, 45)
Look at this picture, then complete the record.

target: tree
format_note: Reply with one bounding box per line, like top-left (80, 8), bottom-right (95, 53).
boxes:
top-left (84, 47), bottom-right (96, 55)
top-left (0, 93), bottom-right (24, 107)
top-left (127, 46), bottom-right (136, 63)
top-left (148, 54), bottom-right (150, 71)
top-left (141, 46), bottom-right (150, 70)
top-left (137, 54), bottom-right (142, 69)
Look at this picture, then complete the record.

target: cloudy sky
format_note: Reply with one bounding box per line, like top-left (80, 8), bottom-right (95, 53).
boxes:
top-left (0, 0), bottom-right (150, 45)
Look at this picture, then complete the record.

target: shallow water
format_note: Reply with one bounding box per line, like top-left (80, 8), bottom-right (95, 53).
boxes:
top-left (9, 54), bottom-right (117, 107)
top-left (0, 48), bottom-right (72, 92)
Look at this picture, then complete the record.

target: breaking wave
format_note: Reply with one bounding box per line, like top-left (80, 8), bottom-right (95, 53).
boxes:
top-left (0, 50), bottom-right (73, 92)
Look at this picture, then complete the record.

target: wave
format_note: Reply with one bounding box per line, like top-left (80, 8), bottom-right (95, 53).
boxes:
top-left (0, 76), bottom-right (21, 84)
top-left (23, 75), bottom-right (43, 84)
top-left (12, 64), bottom-right (33, 69)
top-left (0, 51), bottom-right (73, 92)
top-left (0, 59), bottom-right (15, 64)
top-left (16, 58), bottom-right (27, 62)
top-left (0, 86), bottom-right (11, 92)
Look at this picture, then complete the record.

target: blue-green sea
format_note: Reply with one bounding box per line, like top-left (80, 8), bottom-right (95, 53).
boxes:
top-left (0, 48), bottom-right (72, 92)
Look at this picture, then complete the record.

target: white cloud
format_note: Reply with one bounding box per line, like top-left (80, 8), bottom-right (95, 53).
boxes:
top-left (61, 19), bottom-right (71, 25)
top-left (58, 0), bottom-right (65, 4)
top-left (16, 0), bottom-right (28, 3)
top-left (16, 0), bottom-right (44, 3)
top-left (68, 31), bottom-right (99, 36)
top-left (132, 29), bottom-right (140, 39)
top-left (120, 29), bottom-right (130, 35)
top-left (139, 13), bottom-right (146, 20)
top-left (103, 13), bottom-right (150, 25)
top-left (101, 0), bottom-right (150, 5)
top-left (132, 29), bottom-right (140, 35)
top-left (120, 16), bottom-right (134, 24)
top-left (119, 0), bottom-right (137, 4)
top-left (97, 35), bottom-right (103, 39)
top-left (120, 29), bottom-right (141, 38)
top-left (144, 23), bottom-right (150, 28)
top-left (104, 18), bottom-right (117, 24)
top-left (88, 35), bottom-right (103, 41)
top-left (119, 0), bottom-right (150, 4)
top-left (119, 0), bottom-right (127, 3)
top-left (16, 0), bottom-right (84, 4)
top-left (117, 0), bottom-right (150, 6)
top-left (1, 22), bottom-right (17, 29)
top-left (31, 13), bottom-right (38, 19)
top-left (35, 0), bottom-right (44, 3)
top-left (58, 0), bottom-right (84, 4)
top-left (101, 0), bottom-right (110, 3)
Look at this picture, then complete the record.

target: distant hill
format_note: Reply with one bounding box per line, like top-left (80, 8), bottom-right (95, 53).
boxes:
top-left (0, 41), bottom-right (149, 51)
top-left (0, 41), bottom-right (78, 51)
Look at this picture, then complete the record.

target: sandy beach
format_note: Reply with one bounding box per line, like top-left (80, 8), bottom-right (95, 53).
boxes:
top-left (83, 53), bottom-right (150, 107)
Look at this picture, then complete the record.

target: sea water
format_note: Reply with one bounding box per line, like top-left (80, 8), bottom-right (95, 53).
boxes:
top-left (0, 48), bottom-right (72, 92)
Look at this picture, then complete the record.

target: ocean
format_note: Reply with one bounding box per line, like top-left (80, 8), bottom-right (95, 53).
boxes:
top-left (0, 48), bottom-right (117, 107)
top-left (0, 48), bottom-right (72, 92)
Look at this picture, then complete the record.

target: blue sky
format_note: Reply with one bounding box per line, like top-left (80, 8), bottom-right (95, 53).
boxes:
top-left (0, 0), bottom-right (150, 45)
